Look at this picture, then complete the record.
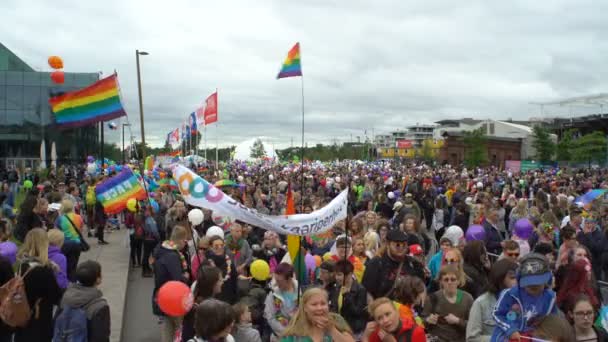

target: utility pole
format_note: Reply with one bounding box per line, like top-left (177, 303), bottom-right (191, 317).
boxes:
top-left (136, 49), bottom-right (149, 164)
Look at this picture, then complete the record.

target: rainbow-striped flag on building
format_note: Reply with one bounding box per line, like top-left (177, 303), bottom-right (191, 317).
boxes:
top-left (49, 74), bottom-right (127, 128)
top-left (277, 43), bottom-right (302, 79)
top-left (95, 168), bottom-right (147, 214)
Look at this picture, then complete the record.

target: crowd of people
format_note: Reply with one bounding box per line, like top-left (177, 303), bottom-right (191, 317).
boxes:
top-left (1, 160), bottom-right (608, 342)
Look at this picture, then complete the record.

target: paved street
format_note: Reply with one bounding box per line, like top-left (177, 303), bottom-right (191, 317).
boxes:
top-left (79, 228), bottom-right (130, 342)
top-left (121, 266), bottom-right (160, 342)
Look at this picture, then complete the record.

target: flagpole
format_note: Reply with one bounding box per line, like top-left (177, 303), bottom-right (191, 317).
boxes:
top-left (215, 88), bottom-right (219, 170)
top-left (298, 60), bottom-right (305, 301)
top-left (204, 124), bottom-right (207, 162)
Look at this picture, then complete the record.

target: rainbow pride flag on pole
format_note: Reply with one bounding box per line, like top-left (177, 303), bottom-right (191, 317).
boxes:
top-left (95, 168), bottom-right (147, 214)
top-left (49, 74), bottom-right (127, 128)
top-left (277, 42), bottom-right (302, 79)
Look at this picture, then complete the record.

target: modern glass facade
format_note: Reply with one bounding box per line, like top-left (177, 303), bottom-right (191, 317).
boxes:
top-left (0, 43), bottom-right (100, 168)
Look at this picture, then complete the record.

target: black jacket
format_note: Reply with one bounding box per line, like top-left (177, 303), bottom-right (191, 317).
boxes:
top-left (482, 219), bottom-right (503, 255)
top-left (14, 262), bottom-right (62, 342)
top-left (152, 245), bottom-right (187, 316)
top-left (14, 213), bottom-right (45, 242)
top-left (328, 281), bottom-right (368, 334)
top-left (59, 284), bottom-right (110, 342)
top-left (462, 264), bottom-right (488, 299)
top-left (362, 253), bottom-right (425, 300)
top-left (577, 228), bottom-right (607, 281)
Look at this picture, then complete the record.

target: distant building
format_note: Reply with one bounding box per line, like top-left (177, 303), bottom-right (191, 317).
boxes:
top-left (0, 43), bottom-right (100, 169)
top-left (434, 118), bottom-right (556, 160)
top-left (404, 123), bottom-right (436, 148)
top-left (373, 134), bottom-right (392, 148)
top-left (439, 131), bottom-right (522, 167)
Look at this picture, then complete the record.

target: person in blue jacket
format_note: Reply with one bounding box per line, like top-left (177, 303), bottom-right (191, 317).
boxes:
top-left (491, 253), bottom-right (558, 341)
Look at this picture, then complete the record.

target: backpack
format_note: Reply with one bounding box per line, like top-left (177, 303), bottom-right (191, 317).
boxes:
top-left (134, 224), bottom-right (144, 239)
top-left (85, 186), bottom-right (97, 206)
top-left (53, 306), bottom-right (88, 342)
top-left (0, 265), bottom-right (36, 328)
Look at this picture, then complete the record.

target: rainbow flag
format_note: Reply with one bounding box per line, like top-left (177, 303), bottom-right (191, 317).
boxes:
top-left (95, 168), bottom-right (147, 214)
top-left (277, 42), bottom-right (302, 79)
top-left (49, 74), bottom-right (127, 128)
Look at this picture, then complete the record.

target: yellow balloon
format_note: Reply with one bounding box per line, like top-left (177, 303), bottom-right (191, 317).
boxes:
top-left (126, 198), bottom-right (137, 212)
top-left (250, 260), bottom-right (270, 281)
top-left (322, 252), bottom-right (333, 262)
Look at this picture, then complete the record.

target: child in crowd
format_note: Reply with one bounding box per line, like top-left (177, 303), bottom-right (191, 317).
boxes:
top-left (232, 301), bottom-right (262, 342)
top-left (491, 253), bottom-right (558, 341)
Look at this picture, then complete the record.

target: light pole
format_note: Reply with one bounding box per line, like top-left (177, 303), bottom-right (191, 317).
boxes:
top-left (122, 123), bottom-right (131, 164)
top-left (136, 50), bottom-right (149, 164)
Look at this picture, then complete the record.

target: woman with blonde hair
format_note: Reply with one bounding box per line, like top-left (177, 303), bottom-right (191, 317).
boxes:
top-left (14, 228), bottom-right (62, 342)
top-left (508, 198), bottom-right (528, 232)
top-left (47, 229), bottom-right (68, 289)
top-left (55, 198), bottom-right (85, 281)
top-left (280, 287), bottom-right (354, 342)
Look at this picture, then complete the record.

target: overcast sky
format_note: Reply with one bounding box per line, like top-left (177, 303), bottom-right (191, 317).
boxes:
top-left (3, 0), bottom-right (608, 148)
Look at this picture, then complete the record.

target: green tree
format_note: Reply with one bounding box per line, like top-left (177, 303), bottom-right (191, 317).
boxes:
top-left (463, 128), bottom-right (487, 167)
top-left (250, 138), bottom-right (267, 159)
top-left (531, 126), bottom-right (555, 163)
top-left (418, 139), bottom-right (435, 162)
top-left (571, 131), bottom-right (607, 166)
top-left (556, 129), bottom-right (576, 162)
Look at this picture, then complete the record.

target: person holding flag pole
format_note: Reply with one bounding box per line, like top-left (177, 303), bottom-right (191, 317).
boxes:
top-left (277, 42), bottom-right (304, 300)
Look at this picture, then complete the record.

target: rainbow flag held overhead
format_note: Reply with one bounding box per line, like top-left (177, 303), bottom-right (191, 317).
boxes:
top-left (277, 42), bottom-right (302, 79)
top-left (95, 168), bottom-right (147, 214)
top-left (49, 74), bottom-right (127, 128)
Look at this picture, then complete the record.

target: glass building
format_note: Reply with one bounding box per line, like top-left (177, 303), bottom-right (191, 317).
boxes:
top-left (0, 43), bottom-right (100, 169)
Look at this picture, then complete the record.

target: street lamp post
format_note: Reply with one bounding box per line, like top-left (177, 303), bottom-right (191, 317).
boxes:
top-left (122, 123), bottom-right (131, 163)
top-left (136, 50), bottom-right (149, 165)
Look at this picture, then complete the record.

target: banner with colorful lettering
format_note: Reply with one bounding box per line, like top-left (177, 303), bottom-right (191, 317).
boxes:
top-left (95, 168), bottom-right (147, 214)
top-left (172, 165), bottom-right (348, 236)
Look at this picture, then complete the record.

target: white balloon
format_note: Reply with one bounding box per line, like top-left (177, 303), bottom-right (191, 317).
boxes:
top-left (86, 163), bottom-right (97, 175)
top-left (206, 226), bottom-right (224, 240)
top-left (188, 209), bottom-right (204, 226)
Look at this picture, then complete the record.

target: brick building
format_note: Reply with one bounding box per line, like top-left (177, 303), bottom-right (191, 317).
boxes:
top-left (439, 131), bottom-right (521, 167)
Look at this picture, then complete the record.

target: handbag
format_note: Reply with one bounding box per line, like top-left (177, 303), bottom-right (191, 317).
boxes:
top-left (65, 216), bottom-right (90, 252)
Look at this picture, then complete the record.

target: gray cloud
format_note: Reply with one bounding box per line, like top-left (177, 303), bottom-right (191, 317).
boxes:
top-left (3, 0), bottom-right (608, 148)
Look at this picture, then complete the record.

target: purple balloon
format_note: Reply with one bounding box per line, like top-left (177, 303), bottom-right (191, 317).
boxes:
top-left (465, 225), bottom-right (486, 242)
top-left (513, 218), bottom-right (534, 240)
top-left (304, 253), bottom-right (316, 272)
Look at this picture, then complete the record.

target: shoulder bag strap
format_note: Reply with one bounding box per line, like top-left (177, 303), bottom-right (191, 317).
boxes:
top-left (64, 215), bottom-right (85, 241)
top-left (385, 261), bottom-right (405, 298)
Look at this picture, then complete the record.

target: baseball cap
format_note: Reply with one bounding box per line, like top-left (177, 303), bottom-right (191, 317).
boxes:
top-left (518, 253), bottom-right (552, 287)
top-left (409, 244), bottom-right (424, 256)
top-left (386, 230), bottom-right (408, 242)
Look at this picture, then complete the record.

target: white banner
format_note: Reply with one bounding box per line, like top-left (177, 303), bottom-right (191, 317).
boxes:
top-left (171, 165), bottom-right (348, 236)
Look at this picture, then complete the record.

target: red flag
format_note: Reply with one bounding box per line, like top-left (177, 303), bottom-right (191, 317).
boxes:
top-left (204, 92), bottom-right (218, 125)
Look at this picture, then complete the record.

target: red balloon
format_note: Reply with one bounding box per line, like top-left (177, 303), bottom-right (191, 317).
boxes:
top-left (50, 71), bottom-right (65, 84)
top-left (157, 281), bottom-right (193, 317)
top-left (48, 56), bottom-right (64, 69)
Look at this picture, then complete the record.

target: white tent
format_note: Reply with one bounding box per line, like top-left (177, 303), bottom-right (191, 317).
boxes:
top-left (233, 138), bottom-right (276, 161)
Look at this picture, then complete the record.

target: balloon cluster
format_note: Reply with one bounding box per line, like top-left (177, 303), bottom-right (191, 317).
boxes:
top-left (48, 56), bottom-right (65, 84)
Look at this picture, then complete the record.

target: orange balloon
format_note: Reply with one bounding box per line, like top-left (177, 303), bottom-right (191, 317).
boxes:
top-left (314, 255), bottom-right (322, 267)
top-left (48, 56), bottom-right (64, 69)
top-left (50, 71), bottom-right (65, 84)
top-left (157, 281), bottom-right (193, 317)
